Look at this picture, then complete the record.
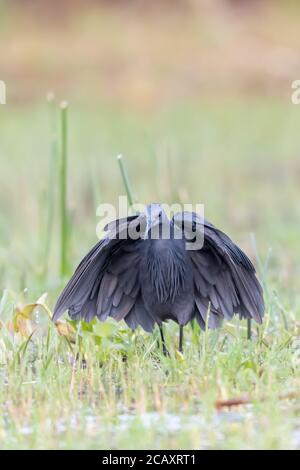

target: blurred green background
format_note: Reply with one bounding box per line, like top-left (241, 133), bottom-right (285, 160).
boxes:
top-left (0, 0), bottom-right (300, 302)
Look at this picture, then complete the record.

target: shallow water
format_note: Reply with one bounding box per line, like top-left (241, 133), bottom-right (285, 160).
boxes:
top-left (16, 404), bottom-right (299, 449)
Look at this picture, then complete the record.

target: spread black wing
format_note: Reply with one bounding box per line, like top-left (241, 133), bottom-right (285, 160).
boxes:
top-left (53, 214), bottom-right (155, 332)
top-left (172, 212), bottom-right (264, 329)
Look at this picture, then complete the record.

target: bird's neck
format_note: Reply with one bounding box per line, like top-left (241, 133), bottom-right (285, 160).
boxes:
top-left (147, 240), bottom-right (186, 304)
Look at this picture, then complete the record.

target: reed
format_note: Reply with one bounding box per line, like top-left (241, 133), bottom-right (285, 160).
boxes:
top-left (117, 154), bottom-right (135, 208)
top-left (42, 92), bottom-right (58, 279)
top-left (59, 101), bottom-right (69, 278)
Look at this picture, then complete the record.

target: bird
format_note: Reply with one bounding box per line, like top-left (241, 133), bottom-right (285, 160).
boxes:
top-left (53, 203), bottom-right (264, 354)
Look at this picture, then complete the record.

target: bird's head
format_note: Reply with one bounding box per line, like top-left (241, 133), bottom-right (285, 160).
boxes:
top-left (172, 211), bottom-right (204, 231)
top-left (143, 203), bottom-right (169, 239)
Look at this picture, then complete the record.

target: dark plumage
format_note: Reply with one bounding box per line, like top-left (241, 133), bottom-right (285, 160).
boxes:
top-left (53, 204), bottom-right (264, 352)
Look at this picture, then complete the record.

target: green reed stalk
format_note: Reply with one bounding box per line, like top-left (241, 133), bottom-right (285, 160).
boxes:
top-left (117, 154), bottom-right (135, 208)
top-left (59, 101), bottom-right (69, 278)
top-left (42, 92), bottom-right (58, 279)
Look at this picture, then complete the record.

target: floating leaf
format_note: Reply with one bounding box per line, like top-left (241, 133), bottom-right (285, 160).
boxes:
top-left (55, 320), bottom-right (76, 343)
top-left (175, 350), bottom-right (185, 362)
top-left (93, 321), bottom-right (118, 339)
top-left (19, 293), bottom-right (52, 320)
top-left (1, 293), bottom-right (52, 338)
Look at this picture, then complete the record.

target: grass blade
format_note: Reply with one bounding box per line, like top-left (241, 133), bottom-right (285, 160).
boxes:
top-left (42, 92), bottom-right (58, 279)
top-left (117, 154), bottom-right (135, 208)
top-left (59, 101), bottom-right (69, 278)
top-left (247, 318), bottom-right (252, 340)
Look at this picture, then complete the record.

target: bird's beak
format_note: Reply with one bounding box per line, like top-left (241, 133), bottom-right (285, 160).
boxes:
top-left (142, 219), bottom-right (150, 239)
top-left (142, 213), bottom-right (161, 240)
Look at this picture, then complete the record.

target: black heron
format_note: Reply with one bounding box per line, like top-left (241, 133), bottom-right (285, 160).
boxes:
top-left (53, 204), bottom-right (264, 353)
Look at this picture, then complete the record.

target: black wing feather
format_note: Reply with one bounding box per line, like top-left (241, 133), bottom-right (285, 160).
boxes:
top-left (53, 213), bottom-right (154, 331)
top-left (173, 212), bottom-right (264, 329)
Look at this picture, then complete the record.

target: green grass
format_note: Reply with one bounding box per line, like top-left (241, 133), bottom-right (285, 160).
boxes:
top-left (0, 96), bottom-right (300, 449)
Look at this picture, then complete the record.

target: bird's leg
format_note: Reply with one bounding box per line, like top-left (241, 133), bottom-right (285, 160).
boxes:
top-left (179, 325), bottom-right (184, 353)
top-left (159, 325), bottom-right (169, 356)
top-left (247, 319), bottom-right (252, 340)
